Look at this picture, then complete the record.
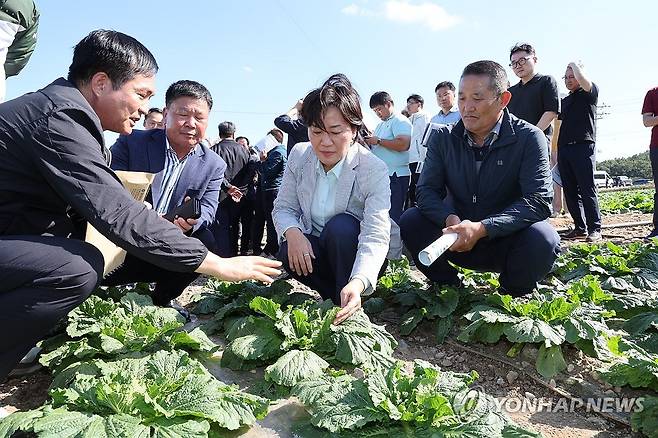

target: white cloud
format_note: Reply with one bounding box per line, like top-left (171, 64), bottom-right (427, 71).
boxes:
top-left (341, 4), bottom-right (361, 15)
top-left (384, 1), bottom-right (461, 31)
top-left (242, 66), bottom-right (253, 73)
top-left (341, 3), bottom-right (376, 17)
top-left (341, 1), bottom-right (461, 31)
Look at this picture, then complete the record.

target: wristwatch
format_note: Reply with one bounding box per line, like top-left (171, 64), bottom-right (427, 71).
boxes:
top-left (376, 137), bottom-right (382, 145)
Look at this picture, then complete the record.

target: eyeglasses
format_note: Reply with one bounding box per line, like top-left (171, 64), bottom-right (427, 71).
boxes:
top-left (509, 56), bottom-right (532, 68)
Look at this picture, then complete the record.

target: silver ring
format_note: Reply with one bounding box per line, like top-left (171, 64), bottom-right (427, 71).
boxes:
top-left (303, 253), bottom-right (311, 257)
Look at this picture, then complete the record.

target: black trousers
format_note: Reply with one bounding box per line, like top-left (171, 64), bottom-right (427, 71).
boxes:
top-left (277, 214), bottom-right (360, 304)
top-left (651, 148), bottom-right (658, 230)
top-left (400, 208), bottom-right (560, 295)
top-left (102, 227), bottom-right (215, 306)
top-left (405, 162), bottom-right (420, 209)
top-left (0, 236), bottom-right (104, 380)
top-left (557, 142), bottom-right (601, 233)
top-left (212, 198), bottom-right (241, 257)
top-left (239, 195), bottom-right (255, 254)
top-left (251, 189), bottom-right (279, 255)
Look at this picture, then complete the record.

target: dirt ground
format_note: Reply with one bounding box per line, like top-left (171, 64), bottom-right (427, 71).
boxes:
top-left (1, 211), bottom-right (654, 437)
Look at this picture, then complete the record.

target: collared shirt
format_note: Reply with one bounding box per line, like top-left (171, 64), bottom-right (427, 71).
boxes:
top-left (558, 83), bottom-right (599, 147)
top-left (464, 115), bottom-right (503, 174)
top-left (507, 73), bottom-right (560, 139)
top-left (309, 152), bottom-right (370, 292)
top-left (372, 112), bottom-right (412, 177)
top-left (154, 137), bottom-right (197, 214)
top-left (310, 156), bottom-right (346, 236)
top-left (430, 108), bottom-right (461, 125)
top-left (408, 110), bottom-right (430, 165)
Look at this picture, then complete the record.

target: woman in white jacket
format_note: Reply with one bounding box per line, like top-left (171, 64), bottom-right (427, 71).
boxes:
top-left (273, 74), bottom-right (402, 324)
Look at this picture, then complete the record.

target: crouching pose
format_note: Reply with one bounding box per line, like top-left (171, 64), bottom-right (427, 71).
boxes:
top-left (0, 30), bottom-right (280, 381)
top-left (401, 61), bottom-right (560, 296)
top-left (273, 74), bottom-right (402, 324)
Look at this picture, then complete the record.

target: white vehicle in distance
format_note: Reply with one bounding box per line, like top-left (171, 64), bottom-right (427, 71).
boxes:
top-left (614, 175), bottom-right (633, 187)
top-left (594, 170), bottom-right (612, 188)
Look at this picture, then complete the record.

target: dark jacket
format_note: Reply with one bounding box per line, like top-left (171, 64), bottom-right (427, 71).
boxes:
top-left (0, 78), bottom-right (207, 272)
top-left (0, 0), bottom-right (39, 77)
top-left (416, 109), bottom-right (552, 239)
top-left (274, 114), bottom-right (309, 155)
top-left (110, 128), bottom-right (226, 232)
top-left (211, 138), bottom-right (252, 202)
top-left (261, 144), bottom-right (287, 191)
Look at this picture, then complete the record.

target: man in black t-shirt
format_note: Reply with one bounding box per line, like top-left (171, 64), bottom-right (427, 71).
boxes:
top-left (557, 61), bottom-right (601, 242)
top-left (507, 43), bottom-right (562, 217)
top-left (507, 43), bottom-right (560, 141)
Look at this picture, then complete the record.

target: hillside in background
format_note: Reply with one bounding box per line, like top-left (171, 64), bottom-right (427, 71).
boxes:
top-left (597, 150), bottom-right (652, 178)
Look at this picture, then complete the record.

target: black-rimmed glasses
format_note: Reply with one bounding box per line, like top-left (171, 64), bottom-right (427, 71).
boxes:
top-left (509, 56), bottom-right (532, 68)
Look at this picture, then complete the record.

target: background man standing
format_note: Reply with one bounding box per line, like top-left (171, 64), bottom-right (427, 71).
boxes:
top-left (557, 61), bottom-right (601, 242)
top-left (507, 43), bottom-right (559, 141)
top-left (143, 107), bottom-right (163, 129)
top-left (642, 86), bottom-right (658, 239)
top-left (507, 43), bottom-right (562, 217)
top-left (430, 81), bottom-right (461, 125)
top-left (274, 99), bottom-right (309, 155)
top-left (365, 91), bottom-right (412, 223)
top-left (405, 93), bottom-right (429, 208)
top-left (211, 121), bottom-right (253, 256)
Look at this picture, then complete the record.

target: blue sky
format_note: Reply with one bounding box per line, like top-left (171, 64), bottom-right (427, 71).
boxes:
top-left (7, 0), bottom-right (656, 160)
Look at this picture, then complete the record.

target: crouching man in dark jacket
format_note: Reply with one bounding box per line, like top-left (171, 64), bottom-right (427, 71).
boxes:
top-left (0, 30), bottom-right (280, 381)
top-left (400, 60), bottom-right (560, 296)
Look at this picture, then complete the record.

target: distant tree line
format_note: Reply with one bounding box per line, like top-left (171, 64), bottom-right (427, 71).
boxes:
top-left (597, 151), bottom-right (652, 179)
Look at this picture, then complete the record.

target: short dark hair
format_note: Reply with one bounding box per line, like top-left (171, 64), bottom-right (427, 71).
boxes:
top-left (218, 121), bottom-right (236, 138)
top-left (461, 61), bottom-right (508, 97)
top-left (406, 94), bottom-right (424, 106)
top-left (147, 107), bottom-right (162, 116)
top-left (509, 43), bottom-right (536, 59)
top-left (369, 91), bottom-right (393, 108)
top-left (435, 81), bottom-right (455, 93)
top-left (235, 136), bottom-right (250, 145)
top-left (68, 29), bottom-right (158, 89)
top-left (301, 73), bottom-right (363, 132)
top-left (164, 80), bottom-right (213, 110)
top-left (269, 129), bottom-right (284, 144)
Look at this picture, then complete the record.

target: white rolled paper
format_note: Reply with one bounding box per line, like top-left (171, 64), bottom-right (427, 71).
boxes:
top-left (418, 233), bottom-right (458, 266)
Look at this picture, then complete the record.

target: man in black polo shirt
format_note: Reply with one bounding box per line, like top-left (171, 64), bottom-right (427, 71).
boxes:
top-left (507, 43), bottom-right (563, 218)
top-left (557, 61), bottom-right (601, 242)
top-left (507, 43), bottom-right (560, 142)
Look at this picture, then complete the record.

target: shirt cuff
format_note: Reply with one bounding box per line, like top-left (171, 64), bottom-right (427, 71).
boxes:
top-left (351, 274), bottom-right (372, 296)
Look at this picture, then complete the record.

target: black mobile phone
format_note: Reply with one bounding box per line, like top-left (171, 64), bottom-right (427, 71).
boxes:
top-left (163, 197), bottom-right (201, 222)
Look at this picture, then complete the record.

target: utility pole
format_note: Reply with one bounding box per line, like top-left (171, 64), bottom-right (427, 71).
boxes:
top-left (596, 102), bottom-right (611, 121)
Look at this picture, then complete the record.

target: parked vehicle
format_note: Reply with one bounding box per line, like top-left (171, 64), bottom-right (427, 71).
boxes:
top-left (633, 178), bottom-right (650, 186)
top-left (594, 170), bottom-right (612, 188)
top-left (614, 175), bottom-right (633, 187)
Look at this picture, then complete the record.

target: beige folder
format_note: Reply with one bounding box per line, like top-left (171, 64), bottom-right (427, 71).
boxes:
top-left (84, 171), bottom-right (155, 277)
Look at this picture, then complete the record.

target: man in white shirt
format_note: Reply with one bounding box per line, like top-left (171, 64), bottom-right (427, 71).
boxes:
top-left (430, 81), bottom-right (461, 125)
top-left (405, 94), bottom-right (429, 208)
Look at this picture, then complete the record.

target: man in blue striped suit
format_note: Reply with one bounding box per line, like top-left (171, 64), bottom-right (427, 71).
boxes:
top-left (108, 80), bottom-right (226, 310)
